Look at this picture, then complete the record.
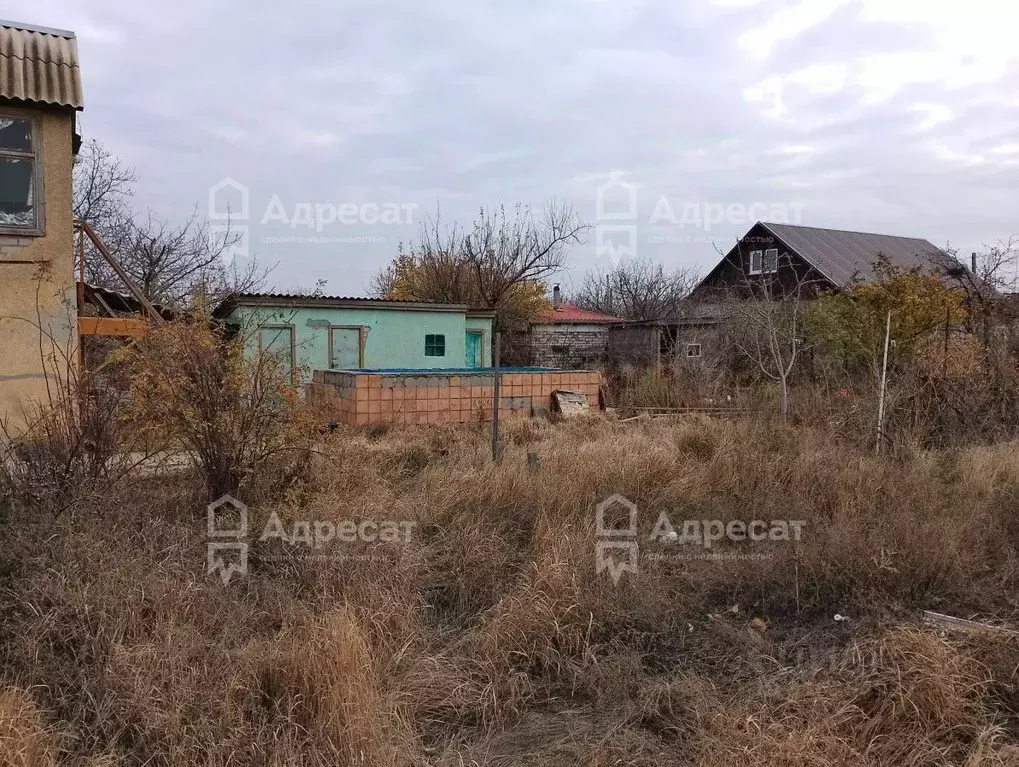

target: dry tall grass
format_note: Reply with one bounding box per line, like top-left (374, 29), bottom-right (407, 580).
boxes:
top-left (2, 415), bottom-right (1018, 765)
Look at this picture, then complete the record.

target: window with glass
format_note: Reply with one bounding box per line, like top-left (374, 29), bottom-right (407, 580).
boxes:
top-left (425, 334), bottom-right (445, 357)
top-left (0, 116), bottom-right (39, 233)
top-left (749, 249), bottom-right (779, 275)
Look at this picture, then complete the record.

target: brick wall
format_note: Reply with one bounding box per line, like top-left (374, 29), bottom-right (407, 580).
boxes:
top-left (0, 235), bottom-right (35, 260)
top-left (307, 369), bottom-right (602, 426)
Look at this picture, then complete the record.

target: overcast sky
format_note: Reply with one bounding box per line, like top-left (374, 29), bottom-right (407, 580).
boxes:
top-left (11, 0), bottom-right (1019, 294)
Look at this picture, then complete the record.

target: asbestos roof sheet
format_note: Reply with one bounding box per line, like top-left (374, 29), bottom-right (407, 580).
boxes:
top-left (762, 222), bottom-right (958, 287)
top-left (0, 20), bottom-right (83, 110)
top-left (214, 293), bottom-right (476, 316)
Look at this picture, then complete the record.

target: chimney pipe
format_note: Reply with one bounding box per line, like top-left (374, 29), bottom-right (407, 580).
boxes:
top-left (971, 252), bottom-right (977, 273)
top-left (552, 284), bottom-right (561, 308)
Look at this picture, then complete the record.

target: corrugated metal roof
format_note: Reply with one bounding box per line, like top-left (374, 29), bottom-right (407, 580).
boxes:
top-left (0, 20), bottom-right (83, 110)
top-left (762, 222), bottom-right (958, 287)
top-left (535, 303), bottom-right (624, 324)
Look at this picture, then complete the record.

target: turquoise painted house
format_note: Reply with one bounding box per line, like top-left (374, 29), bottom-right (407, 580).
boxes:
top-left (214, 294), bottom-right (495, 383)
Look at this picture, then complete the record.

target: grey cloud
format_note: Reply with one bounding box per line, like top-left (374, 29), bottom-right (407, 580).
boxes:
top-left (6, 0), bottom-right (1018, 292)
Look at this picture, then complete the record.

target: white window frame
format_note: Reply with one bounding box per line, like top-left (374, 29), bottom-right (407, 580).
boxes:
top-left (762, 248), bottom-right (779, 274)
top-left (748, 249), bottom-right (763, 275)
top-left (685, 343), bottom-right (702, 358)
top-left (0, 109), bottom-right (44, 237)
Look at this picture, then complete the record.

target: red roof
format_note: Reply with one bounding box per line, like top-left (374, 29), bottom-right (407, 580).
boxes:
top-left (535, 302), bottom-right (623, 324)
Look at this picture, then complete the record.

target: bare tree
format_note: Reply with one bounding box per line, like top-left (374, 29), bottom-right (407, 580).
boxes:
top-left (373, 201), bottom-right (587, 328)
top-left (73, 138), bottom-right (136, 238)
top-left (943, 237), bottom-right (1017, 345)
top-left (73, 138), bottom-right (271, 307)
top-left (573, 259), bottom-right (699, 321)
top-left (98, 209), bottom-right (270, 307)
top-left (726, 252), bottom-right (815, 421)
top-left (461, 201), bottom-right (586, 315)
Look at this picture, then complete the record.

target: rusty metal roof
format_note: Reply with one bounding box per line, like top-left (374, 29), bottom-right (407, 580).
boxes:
top-left (535, 302), bottom-right (624, 324)
top-left (0, 20), bottom-right (83, 110)
top-left (761, 222), bottom-right (957, 287)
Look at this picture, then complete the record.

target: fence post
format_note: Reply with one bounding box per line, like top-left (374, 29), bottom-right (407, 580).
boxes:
top-left (492, 331), bottom-right (502, 463)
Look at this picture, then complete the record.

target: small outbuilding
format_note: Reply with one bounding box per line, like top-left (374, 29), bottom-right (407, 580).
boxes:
top-left (516, 285), bottom-right (623, 369)
top-left (213, 293), bottom-right (495, 383)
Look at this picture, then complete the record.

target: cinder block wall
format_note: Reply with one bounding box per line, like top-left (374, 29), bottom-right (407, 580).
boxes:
top-left (530, 325), bottom-right (610, 369)
top-left (307, 370), bottom-right (602, 426)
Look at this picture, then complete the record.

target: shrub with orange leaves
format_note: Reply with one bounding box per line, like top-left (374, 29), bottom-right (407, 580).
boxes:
top-left (118, 314), bottom-right (317, 499)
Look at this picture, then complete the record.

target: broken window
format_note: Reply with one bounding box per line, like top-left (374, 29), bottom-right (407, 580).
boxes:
top-left (749, 248), bottom-right (779, 275)
top-left (0, 117), bottom-right (38, 231)
top-left (425, 334), bottom-right (445, 357)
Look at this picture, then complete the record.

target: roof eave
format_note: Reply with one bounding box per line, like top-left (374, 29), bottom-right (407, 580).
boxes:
top-left (222, 295), bottom-right (473, 313)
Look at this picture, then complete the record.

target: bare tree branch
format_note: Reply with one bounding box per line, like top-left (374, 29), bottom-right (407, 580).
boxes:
top-left (572, 259), bottom-right (699, 321)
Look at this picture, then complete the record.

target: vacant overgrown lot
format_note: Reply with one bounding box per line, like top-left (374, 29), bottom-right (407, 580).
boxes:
top-left (2, 415), bottom-right (1018, 765)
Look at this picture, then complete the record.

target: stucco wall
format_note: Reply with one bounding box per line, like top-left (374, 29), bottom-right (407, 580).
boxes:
top-left (229, 305), bottom-right (494, 382)
top-left (0, 104), bottom-right (77, 432)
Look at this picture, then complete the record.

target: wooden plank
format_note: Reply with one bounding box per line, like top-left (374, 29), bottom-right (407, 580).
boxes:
top-left (921, 610), bottom-right (1019, 636)
top-left (79, 316), bottom-right (150, 339)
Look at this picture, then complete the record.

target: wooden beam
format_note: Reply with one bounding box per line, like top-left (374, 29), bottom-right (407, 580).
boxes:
top-left (74, 220), bottom-right (164, 323)
top-left (78, 316), bottom-right (150, 339)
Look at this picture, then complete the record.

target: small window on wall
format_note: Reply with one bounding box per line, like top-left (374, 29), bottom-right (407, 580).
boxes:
top-left (425, 334), bottom-right (445, 357)
top-left (0, 116), bottom-right (40, 233)
top-left (685, 343), bottom-right (702, 358)
top-left (749, 248), bottom-right (778, 275)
